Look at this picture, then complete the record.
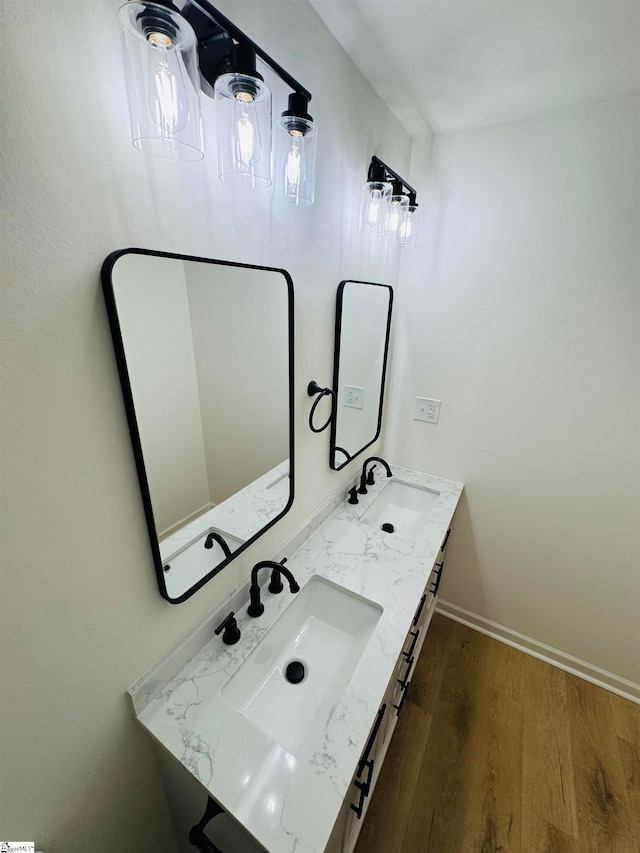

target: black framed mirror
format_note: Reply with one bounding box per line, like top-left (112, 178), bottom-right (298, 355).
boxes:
top-left (330, 280), bottom-right (393, 470)
top-left (102, 249), bottom-right (294, 603)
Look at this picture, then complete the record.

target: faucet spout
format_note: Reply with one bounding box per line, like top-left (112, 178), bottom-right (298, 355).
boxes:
top-left (248, 558), bottom-right (298, 617)
top-left (204, 530), bottom-right (232, 560)
top-left (269, 564), bottom-right (300, 595)
top-left (358, 456), bottom-right (393, 494)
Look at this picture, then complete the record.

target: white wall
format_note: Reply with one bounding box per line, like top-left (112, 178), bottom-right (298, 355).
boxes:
top-left (113, 253), bottom-right (211, 532)
top-left (186, 263), bottom-right (289, 503)
top-left (0, 0), bottom-right (410, 848)
top-left (387, 98), bottom-right (640, 684)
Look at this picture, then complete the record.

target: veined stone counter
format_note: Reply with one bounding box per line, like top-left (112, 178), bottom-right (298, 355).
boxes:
top-left (128, 465), bottom-right (463, 852)
top-left (159, 460), bottom-right (290, 563)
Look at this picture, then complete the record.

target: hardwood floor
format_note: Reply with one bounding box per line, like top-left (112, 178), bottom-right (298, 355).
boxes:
top-left (354, 614), bottom-right (640, 853)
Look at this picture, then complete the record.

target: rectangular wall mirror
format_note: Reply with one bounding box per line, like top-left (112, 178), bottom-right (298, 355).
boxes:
top-left (102, 249), bottom-right (294, 603)
top-left (330, 280), bottom-right (393, 470)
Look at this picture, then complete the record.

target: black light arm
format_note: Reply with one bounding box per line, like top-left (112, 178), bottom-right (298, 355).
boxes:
top-left (182, 0), bottom-right (312, 103)
top-left (369, 155), bottom-right (417, 199)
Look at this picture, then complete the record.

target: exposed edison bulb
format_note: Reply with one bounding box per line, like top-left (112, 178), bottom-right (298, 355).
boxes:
top-left (147, 33), bottom-right (189, 135)
top-left (400, 213), bottom-right (413, 244)
top-left (399, 205), bottom-right (419, 248)
top-left (366, 187), bottom-right (385, 227)
top-left (399, 209), bottom-right (416, 246)
top-left (358, 181), bottom-right (390, 234)
top-left (284, 128), bottom-right (304, 194)
top-left (386, 198), bottom-right (405, 237)
top-left (232, 90), bottom-right (262, 168)
top-left (272, 115), bottom-right (316, 204)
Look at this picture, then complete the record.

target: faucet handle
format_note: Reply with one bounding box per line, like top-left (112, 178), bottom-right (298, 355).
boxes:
top-left (348, 486), bottom-right (359, 505)
top-left (269, 569), bottom-right (284, 594)
top-left (214, 612), bottom-right (241, 645)
top-left (366, 464), bottom-right (377, 486)
top-left (268, 556), bottom-right (289, 593)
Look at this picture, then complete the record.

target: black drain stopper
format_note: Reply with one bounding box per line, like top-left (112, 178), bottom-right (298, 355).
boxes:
top-left (381, 522), bottom-right (395, 533)
top-left (285, 660), bottom-right (305, 684)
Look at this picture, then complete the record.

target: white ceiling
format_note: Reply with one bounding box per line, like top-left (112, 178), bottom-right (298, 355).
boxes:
top-left (309, 0), bottom-right (640, 136)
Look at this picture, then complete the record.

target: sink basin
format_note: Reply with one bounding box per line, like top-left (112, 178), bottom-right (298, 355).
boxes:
top-left (221, 575), bottom-right (382, 759)
top-left (360, 480), bottom-right (440, 539)
top-left (162, 527), bottom-right (244, 600)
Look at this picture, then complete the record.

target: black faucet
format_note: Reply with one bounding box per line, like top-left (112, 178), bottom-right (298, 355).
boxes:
top-left (358, 456), bottom-right (393, 495)
top-left (204, 531), bottom-right (232, 560)
top-left (247, 558), bottom-right (299, 617)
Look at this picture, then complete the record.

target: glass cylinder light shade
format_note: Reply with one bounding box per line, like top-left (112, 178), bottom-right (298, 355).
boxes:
top-left (271, 117), bottom-right (317, 205)
top-left (384, 193), bottom-right (409, 242)
top-left (214, 73), bottom-right (272, 188)
top-left (399, 205), bottom-right (420, 248)
top-left (358, 181), bottom-right (391, 236)
top-left (118, 1), bottom-right (203, 162)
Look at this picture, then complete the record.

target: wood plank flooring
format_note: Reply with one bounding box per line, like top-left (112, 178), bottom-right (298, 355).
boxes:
top-left (354, 614), bottom-right (640, 853)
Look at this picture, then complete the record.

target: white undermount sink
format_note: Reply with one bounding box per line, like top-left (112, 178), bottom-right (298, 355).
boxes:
top-left (359, 479), bottom-right (440, 539)
top-left (221, 575), bottom-right (382, 759)
top-left (162, 527), bottom-right (244, 599)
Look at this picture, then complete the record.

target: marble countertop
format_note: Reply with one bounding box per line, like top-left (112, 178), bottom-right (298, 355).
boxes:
top-left (159, 460), bottom-right (290, 563)
top-left (130, 465), bottom-right (463, 852)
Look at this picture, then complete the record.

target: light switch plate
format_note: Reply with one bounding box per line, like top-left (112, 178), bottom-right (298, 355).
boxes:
top-left (414, 397), bottom-right (441, 423)
top-left (345, 385), bottom-right (364, 409)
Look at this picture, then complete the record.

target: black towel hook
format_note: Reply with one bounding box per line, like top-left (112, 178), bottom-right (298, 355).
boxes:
top-left (307, 380), bottom-right (335, 433)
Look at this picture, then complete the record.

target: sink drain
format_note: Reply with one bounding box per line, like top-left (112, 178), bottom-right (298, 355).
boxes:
top-left (381, 522), bottom-right (395, 533)
top-left (285, 660), bottom-right (306, 684)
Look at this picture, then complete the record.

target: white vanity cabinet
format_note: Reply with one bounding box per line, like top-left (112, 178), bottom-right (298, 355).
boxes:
top-left (326, 526), bottom-right (452, 853)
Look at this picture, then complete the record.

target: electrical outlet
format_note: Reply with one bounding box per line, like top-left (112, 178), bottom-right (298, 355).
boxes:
top-left (414, 397), bottom-right (441, 424)
top-left (344, 385), bottom-right (364, 409)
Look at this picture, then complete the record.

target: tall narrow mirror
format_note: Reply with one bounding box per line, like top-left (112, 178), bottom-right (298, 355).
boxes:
top-left (330, 280), bottom-right (393, 470)
top-left (102, 249), bottom-right (294, 602)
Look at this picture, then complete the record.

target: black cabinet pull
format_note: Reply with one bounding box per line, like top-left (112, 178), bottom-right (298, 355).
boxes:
top-left (398, 655), bottom-right (415, 690)
top-left (403, 629), bottom-right (419, 661)
top-left (350, 782), bottom-right (366, 820)
top-left (431, 560), bottom-right (445, 595)
top-left (357, 703), bottom-right (386, 777)
top-left (357, 758), bottom-right (375, 796)
top-left (189, 797), bottom-right (225, 853)
top-left (394, 680), bottom-right (411, 716)
top-left (441, 527), bottom-right (451, 552)
top-left (413, 593), bottom-right (426, 626)
top-left (351, 760), bottom-right (374, 819)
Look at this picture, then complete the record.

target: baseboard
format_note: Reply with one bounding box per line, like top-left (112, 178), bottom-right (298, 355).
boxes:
top-left (436, 600), bottom-right (640, 705)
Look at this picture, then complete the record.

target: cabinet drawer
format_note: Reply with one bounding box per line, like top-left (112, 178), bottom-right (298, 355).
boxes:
top-left (355, 702), bottom-right (386, 784)
top-left (344, 700), bottom-right (387, 841)
top-left (412, 593), bottom-right (427, 627)
top-left (440, 527), bottom-right (451, 553)
top-left (429, 557), bottom-right (445, 596)
top-left (391, 652), bottom-right (416, 716)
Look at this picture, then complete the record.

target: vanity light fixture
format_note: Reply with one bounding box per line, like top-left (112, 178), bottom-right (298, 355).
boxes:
top-left (384, 179), bottom-right (409, 242)
top-left (399, 191), bottom-right (419, 248)
top-left (359, 156), bottom-right (420, 247)
top-left (272, 92), bottom-right (318, 206)
top-left (118, 0), bottom-right (317, 203)
top-left (358, 158), bottom-right (391, 237)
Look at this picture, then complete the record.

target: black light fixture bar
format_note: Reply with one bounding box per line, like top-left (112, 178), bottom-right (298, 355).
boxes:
top-left (369, 155), bottom-right (416, 197)
top-left (185, 0), bottom-right (311, 101)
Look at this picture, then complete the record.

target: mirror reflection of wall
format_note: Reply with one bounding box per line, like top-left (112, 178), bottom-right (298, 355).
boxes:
top-left (103, 250), bottom-right (294, 602)
top-left (331, 281), bottom-right (393, 469)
